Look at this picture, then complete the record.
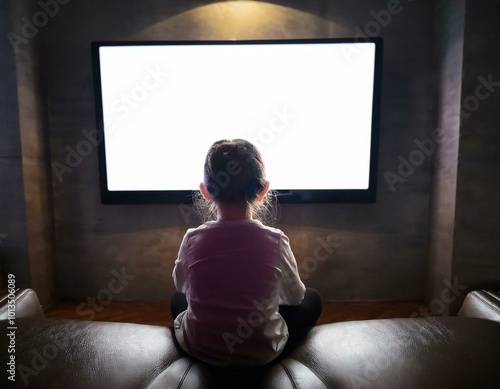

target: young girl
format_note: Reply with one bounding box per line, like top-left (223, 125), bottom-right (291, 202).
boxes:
top-left (171, 139), bottom-right (322, 367)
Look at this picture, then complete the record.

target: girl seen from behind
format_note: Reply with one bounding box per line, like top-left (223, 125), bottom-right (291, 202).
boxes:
top-left (171, 139), bottom-right (322, 367)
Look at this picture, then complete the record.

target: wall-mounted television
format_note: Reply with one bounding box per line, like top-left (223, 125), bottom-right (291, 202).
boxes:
top-left (91, 38), bottom-right (383, 204)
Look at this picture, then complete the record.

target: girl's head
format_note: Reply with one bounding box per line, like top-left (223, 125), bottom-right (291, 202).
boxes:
top-left (194, 139), bottom-right (277, 224)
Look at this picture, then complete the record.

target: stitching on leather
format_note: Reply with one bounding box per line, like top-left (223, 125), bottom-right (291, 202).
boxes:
top-left (288, 357), bottom-right (331, 389)
top-left (7, 291), bottom-right (38, 317)
top-left (177, 360), bottom-right (194, 389)
top-left (279, 361), bottom-right (299, 389)
top-left (12, 291), bottom-right (32, 307)
top-left (0, 297), bottom-right (8, 315)
top-left (473, 292), bottom-right (500, 316)
top-left (0, 288), bottom-right (24, 315)
top-left (483, 290), bottom-right (500, 302)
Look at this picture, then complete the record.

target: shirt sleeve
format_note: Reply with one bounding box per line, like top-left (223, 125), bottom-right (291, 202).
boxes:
top-left (278, 232), bottom-right (306, 305)
top-left (172, 231), bottom-right (191, 293)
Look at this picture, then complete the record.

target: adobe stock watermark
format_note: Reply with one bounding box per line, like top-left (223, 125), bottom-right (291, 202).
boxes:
top-left (247, 107), bottom-right (295, 153)
top-left (16, 321), bottom-right (80, 386)
top-left (16, 267), bottom-right (135, 385)
top-left (384, 128), bottom-right (451, 192)
top-left (385, 73), bottom-right (500, 192)
top-left (109, 64), bottom-right (169, 121)
top-left (8, 0), bottom-right (71, 54)
top-left (342, 0), bottom-right (408, 62)
top-left (177, 157), bottom-right (243, 225)
top-left (222, 259), bottom-right (308, 355)
top-left (51, 126), bottom-right (104, 183)
top-left (223, 288), bottom-right (279, 354)
top-left (459, 74), bottom-right (500, 119)
top-left (6, 274), bottom-right (17, 383)
top-left (76, 267), bottom-right (136, 320)
top-left (222, 234), bottom-right (337, 354)
top-left (414, 276), bottom-right (467, 318)
top-left (178, 107), bottom-right (295, 224)
top-left (297, 234), bottom-right (339, 282)
top-left (351, 277), bottom-right (467, 388)
top-left (51, 65), bottom-right (168, 183)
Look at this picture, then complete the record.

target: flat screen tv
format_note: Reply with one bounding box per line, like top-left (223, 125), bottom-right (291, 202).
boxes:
top-left (91, 38), bottom-right (383, 204)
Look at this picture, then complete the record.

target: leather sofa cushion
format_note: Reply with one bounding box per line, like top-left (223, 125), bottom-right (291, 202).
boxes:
top-left (459, 289), bottom-right (500, 323)
top-left (2, 318), bottom-right (181, 388)
top-left (283, 317), bottom-right (500, 388)
top-left (0, 288), bottom-right (44, 321)
top-left (150, 317), bottom-right (500, 389)
top-left (3, 316), bottom-right (499, 388)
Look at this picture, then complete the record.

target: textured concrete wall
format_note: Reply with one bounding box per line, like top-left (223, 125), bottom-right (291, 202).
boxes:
top-left (0, 1), bottom-right (31, 290)
top-left (40, 0), bottom-right (435, 302)
top-left (426, 0), bottom-right (464, 315)
top-left (450, 1), bottom-right (500, 312)
top-left (0, 0), bottom-right (57, 306)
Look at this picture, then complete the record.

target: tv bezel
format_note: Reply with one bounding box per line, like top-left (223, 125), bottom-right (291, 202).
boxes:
top-left (91, 38), bottom-right (383, 204)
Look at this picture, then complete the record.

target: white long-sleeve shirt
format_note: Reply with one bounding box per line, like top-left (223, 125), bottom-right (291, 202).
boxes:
top-left (172, 219), bottom-right (306, 367)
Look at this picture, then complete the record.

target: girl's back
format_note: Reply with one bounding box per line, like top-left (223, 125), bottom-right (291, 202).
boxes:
top-left (173, 219), bottom-right (305, 366)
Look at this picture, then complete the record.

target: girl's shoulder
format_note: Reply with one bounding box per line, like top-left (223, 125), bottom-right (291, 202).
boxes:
top-left (189, 219), bottom-right (285, 236)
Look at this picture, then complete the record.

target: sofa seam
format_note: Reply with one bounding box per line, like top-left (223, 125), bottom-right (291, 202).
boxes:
top-left (279, 361), bottom-right (298, 389)
top-left (473, 292), bottom-right (500, 316)
top-left (9, 291), bottom-right (38, 316)
top-left (176, 360), bottom-right (194, 389)
top-left (13, 290), bottom-right (33, 307)
top-left (483, 290), bottom-right (500, 302)
top-left (0, 288), bottom-right (29, 315)
top-left (288, 357), bottom-right (332, 389)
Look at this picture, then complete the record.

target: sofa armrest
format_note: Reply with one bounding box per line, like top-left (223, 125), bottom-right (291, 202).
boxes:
top-left (458, 290), bottom-right (500, 323)
top-left (0, 288), bottom-right (45, 320)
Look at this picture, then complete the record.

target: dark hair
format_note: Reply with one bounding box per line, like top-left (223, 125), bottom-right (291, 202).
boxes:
top-left (193, 139), bottom-right (278, 224)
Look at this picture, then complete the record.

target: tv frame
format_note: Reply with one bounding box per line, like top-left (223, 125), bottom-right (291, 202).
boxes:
top-left (91, 38), bottom-right (383, 204)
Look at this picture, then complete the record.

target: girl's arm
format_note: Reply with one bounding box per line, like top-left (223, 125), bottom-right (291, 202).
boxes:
top-left (278, 233), bottom-right (306, 306)
top-left (172, 232), bottom-right (190, 293)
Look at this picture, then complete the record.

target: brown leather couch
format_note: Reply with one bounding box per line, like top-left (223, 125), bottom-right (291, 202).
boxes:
top-left (1, 288), bottom-right (499, 388)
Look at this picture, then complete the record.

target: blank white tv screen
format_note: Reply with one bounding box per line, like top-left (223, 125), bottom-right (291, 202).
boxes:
top-left (92, 39), bottom-right (382, 203)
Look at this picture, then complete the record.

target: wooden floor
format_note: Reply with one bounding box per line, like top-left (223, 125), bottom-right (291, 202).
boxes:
top-left (45, 300), bottom-right (431, 326)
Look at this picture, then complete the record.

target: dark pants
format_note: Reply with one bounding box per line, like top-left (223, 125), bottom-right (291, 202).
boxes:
top-left (170, 288), bottom-right (322, 342)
